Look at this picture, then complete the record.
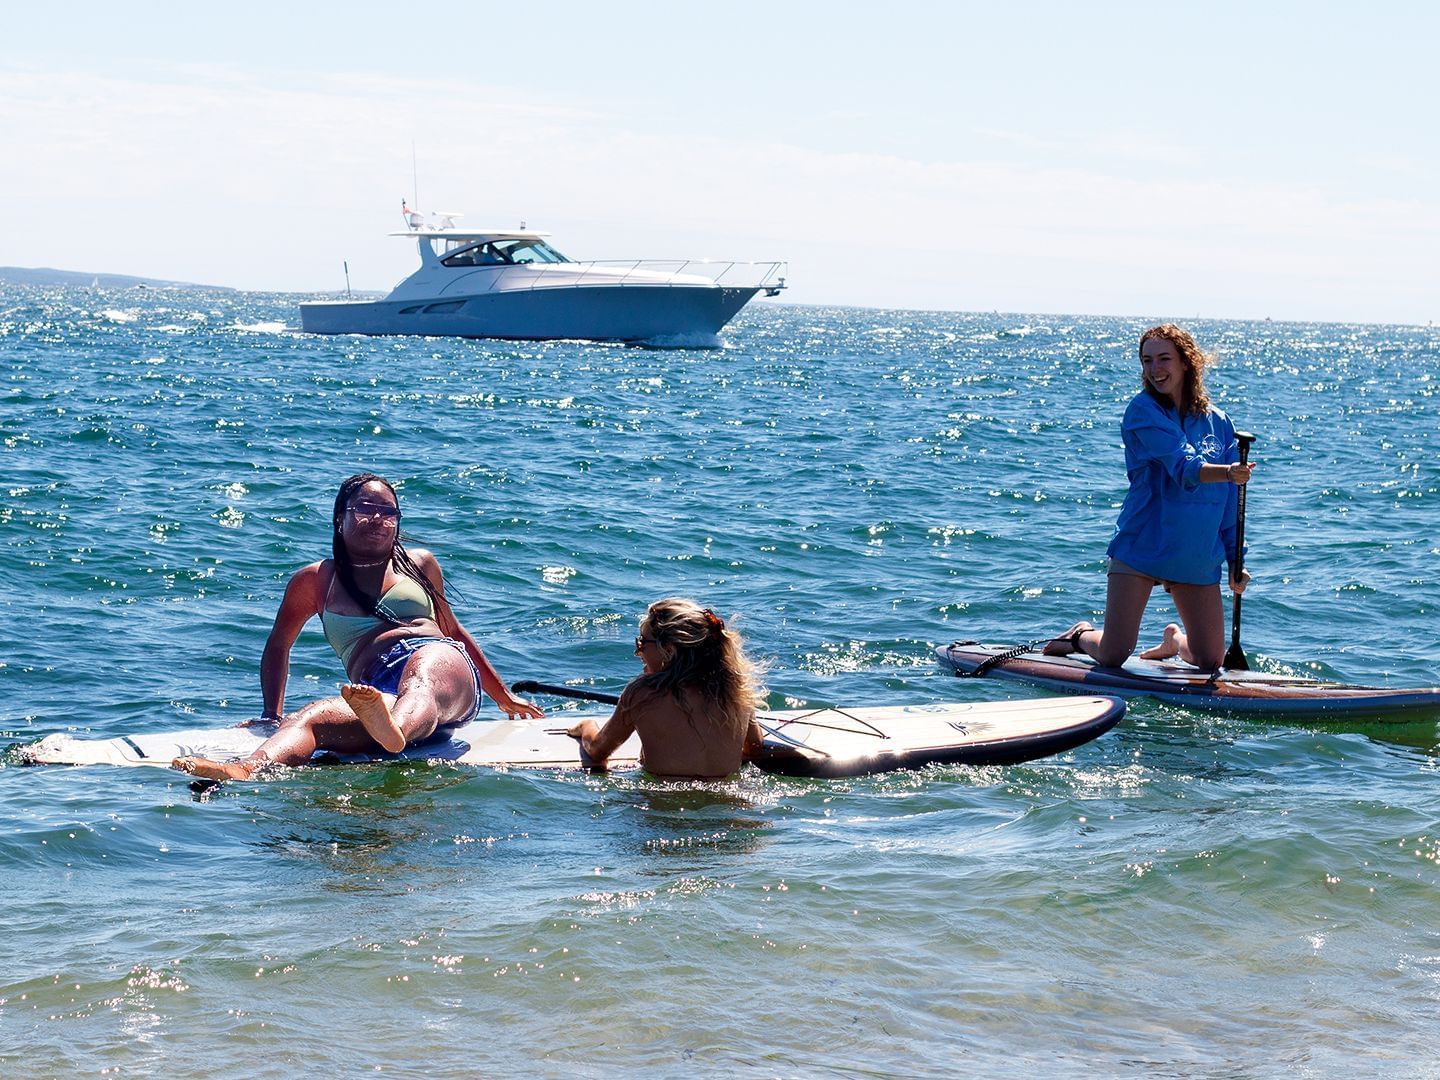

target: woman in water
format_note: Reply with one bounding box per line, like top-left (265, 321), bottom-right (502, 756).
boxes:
top-left (1044, 324), bottom-right (1254, 671)
top-left (174, 473), bottom-right (542, 780)
top-left (568, 598), bottom-right (767, 779)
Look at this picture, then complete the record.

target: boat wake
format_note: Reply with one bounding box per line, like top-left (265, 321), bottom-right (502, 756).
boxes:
top-left (635, 331), bottom-right (724, 350)
top-left (229, 320), bottom-right (293, 334)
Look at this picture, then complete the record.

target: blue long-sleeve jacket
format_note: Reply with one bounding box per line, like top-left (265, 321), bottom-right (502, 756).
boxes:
top-left (1106, 391), bottom-right (1240, 586)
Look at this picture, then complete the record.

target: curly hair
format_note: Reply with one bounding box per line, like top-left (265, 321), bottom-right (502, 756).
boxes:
top-left (330, 473), bottom-right (443, 622)
top-left (1139, 324), bottom-right (1212, 416)
top-left (636, 597), bottom-right (768, 742)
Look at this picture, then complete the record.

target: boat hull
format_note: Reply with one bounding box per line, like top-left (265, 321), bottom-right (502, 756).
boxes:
top-left (300, 284), bottom-right (759, 342)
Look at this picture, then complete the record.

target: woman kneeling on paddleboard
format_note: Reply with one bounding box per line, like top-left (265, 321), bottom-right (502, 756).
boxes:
top-left (568, 598), bottom-right (767, 779)
top-left (173, 473), bottom-right (542, 780)
top-left (1045, 324), bottom-right (1254, 671)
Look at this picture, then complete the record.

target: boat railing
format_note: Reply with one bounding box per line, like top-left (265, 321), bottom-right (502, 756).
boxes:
top-left (567, 259), bottom-right (788, 294)
top-left (431, 259), bottom-right (789, 299)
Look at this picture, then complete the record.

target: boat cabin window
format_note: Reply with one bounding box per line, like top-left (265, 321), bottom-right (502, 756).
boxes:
top-left (441, 239), bottom-right (570, 267)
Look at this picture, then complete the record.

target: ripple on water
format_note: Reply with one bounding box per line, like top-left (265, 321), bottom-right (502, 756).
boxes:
top-left (3, 294), bottom-right (1439, 1071)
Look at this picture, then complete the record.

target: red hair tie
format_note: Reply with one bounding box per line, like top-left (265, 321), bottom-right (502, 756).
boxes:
top-left (703, 608), bottom-right (725, 632)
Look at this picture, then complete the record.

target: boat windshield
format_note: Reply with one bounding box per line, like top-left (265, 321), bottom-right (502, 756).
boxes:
top-left (441, 239), bottom-right (570, 267)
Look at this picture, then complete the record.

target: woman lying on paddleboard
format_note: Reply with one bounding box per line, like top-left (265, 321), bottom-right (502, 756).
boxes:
top-left (568, 598), bottom-right (767, 779)
top-left (1045, 324), bottom-right (1254, 671)
top-left (173, 473), bottom-right (542, 781)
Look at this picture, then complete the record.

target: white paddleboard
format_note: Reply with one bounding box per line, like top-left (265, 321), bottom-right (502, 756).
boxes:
top-left (18, 696), bottom-right (1125, 779)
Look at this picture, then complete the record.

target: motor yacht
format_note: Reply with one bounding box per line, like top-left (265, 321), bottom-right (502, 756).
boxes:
top-left (300, 211), bottom-right (786, 342)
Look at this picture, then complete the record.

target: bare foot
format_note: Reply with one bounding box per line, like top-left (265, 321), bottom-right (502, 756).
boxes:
top-left (340, 683), bottom-right (407, 753)
top-left (173, 755), bottom-right (256, 781)
top-left (1042, 621), bottom-right (1094, 656)
top-left (1139, 623), bottom-right (1183, 661)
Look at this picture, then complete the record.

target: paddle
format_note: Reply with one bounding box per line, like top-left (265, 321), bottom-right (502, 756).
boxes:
top-left (1223, 430), bottom-right (1257, 671)
top-left (511, 680), bottom-right (620, 706)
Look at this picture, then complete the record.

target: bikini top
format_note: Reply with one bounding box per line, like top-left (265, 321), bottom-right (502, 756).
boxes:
top-left (320, 566), bottom-right (435, 670)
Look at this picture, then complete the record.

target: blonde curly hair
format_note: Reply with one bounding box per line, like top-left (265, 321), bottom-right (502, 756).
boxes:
top-left (637, 597), bottom-right (767, 739)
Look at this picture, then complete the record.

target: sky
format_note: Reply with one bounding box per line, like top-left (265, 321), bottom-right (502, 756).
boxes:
top-left (2, 1), bottom-right (1436, 324)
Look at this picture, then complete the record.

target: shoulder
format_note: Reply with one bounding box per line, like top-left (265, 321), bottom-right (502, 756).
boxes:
top-left (288, 560), bottom-right (327, 593)
top-left (273, 561), bottom-right (327, 619)
top-left (405, 547), bottom-right (445, 587)
top-left (1121, 392), bottom-right (1174, 431)
top-left (619, 678), bottom-right (663, 707)
top-left (407, 546), bottom-right (440, 572)
top-left (617, 679), bottom-right (673, 719)
top-left (1123, 390), bottom-right (1164, 419)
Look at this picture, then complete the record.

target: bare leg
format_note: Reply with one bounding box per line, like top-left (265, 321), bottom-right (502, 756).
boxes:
top-left (1083, 572), bottom-right (1155, 667)
top-left (386, 644), bottom-right (478, 739)
top-left (1168, 583), bottom-right (1227, 671)
top-left (1043, 621), bottom-right (1095, 656)
top-left (173, 755), bottom-right (260, 781)
top-left (172, 695), bottom-right (389, 779)
top-left (1139, 623), bottom-right (1183, 661)
top-left (170, 644), bottom-right (478, 780)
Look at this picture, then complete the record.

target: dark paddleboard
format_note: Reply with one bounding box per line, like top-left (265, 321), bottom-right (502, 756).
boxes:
top-left (937, 641), bottom-right (1440, 721)
top-left (17, 696), bottom-right (1124, 779)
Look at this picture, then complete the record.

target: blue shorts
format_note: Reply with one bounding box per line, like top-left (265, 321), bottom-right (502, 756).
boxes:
top-left (361, 637), bottom-right (482, 724)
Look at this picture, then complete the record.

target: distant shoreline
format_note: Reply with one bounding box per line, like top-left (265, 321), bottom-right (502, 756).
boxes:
top-left (2, 267), bottom-right (1433, 329)
top-left (0, 266), bottom-right (234, 292)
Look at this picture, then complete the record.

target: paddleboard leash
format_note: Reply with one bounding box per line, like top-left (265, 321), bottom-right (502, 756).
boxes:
top-left (947, 639), bottom-right (1049, 678)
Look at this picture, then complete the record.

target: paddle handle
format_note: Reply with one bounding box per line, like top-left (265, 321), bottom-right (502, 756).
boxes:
top-left (1225, 431), bottom-right (1256, 670)
top-left (1230, 431), bottom-right (1254, 581)
top-left (512, 680), bottom-right (621, 706)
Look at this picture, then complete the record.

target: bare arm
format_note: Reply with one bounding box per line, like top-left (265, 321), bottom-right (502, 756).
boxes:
top-left (419, 551), bottom-right (544, 720)
top-left (567, 709), bottom-right (637, 769)
top-left (742, 718), bottom-right (766, 761)
top-left (259, 562), bottom-right (326, 720)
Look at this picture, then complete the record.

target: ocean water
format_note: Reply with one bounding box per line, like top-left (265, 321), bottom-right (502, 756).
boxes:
top-left (2, 288), bottom-right (1438, 1076)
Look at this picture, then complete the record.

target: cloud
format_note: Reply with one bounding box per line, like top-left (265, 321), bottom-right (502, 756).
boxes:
top-left (2, 66), bottom-right (1435, 322)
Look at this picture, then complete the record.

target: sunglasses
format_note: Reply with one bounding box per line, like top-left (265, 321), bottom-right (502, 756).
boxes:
top-left (347, 503), bottom-right (402, 523)
top-left (634, 635), bottom-right (658, 653)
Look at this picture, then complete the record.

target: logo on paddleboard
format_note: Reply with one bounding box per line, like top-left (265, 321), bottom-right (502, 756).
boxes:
top-left (946, 722), bottom-right (969, 735)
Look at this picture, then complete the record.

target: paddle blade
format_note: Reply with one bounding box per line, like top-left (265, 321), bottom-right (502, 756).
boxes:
top-left (1224, 592), bottom-right (1249, 670)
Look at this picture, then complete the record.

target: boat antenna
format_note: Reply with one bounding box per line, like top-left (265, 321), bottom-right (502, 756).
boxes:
top-left (411, 140), bottom-right (419, 215)
top-left (343, 260), bottom-right (351, 298)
